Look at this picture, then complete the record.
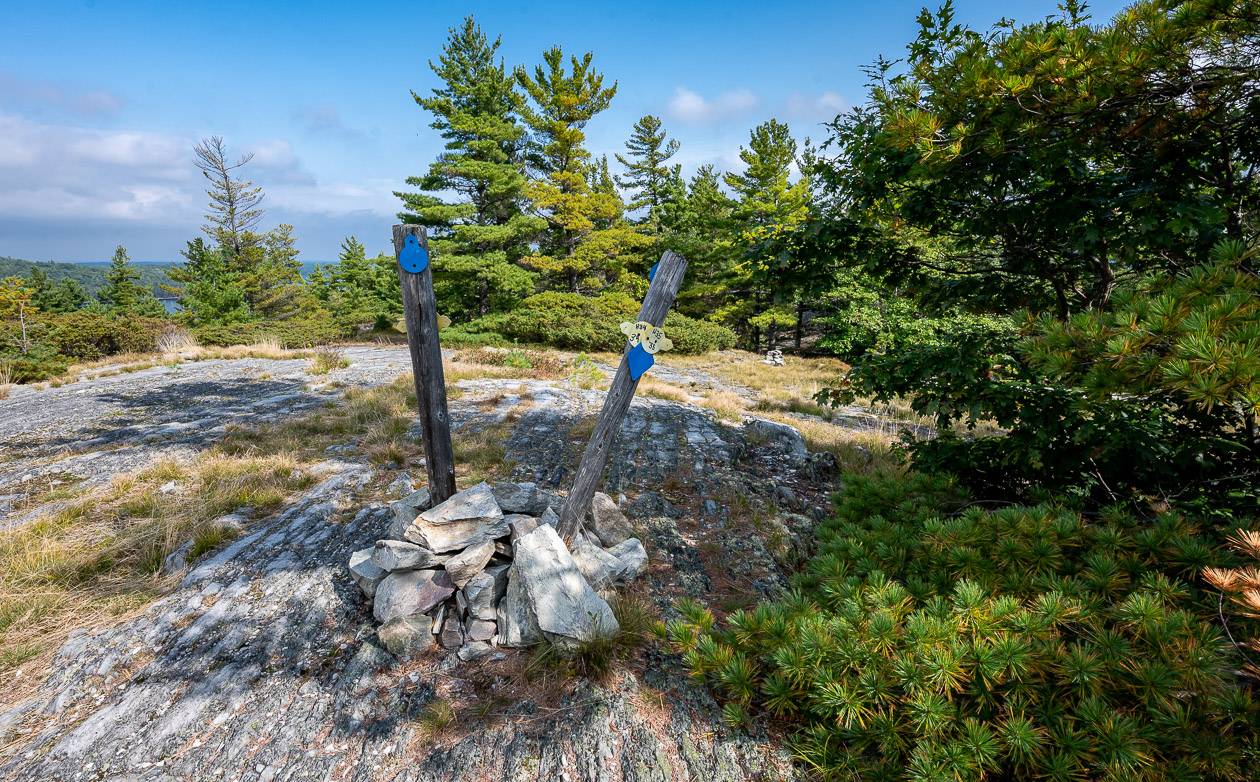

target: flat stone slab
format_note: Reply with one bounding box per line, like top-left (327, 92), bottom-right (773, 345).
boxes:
top-left (349, 547), bottom-right (386, 597)
top-left (371, 539), bottom-right (443, 571)
top-left (511, 525), bottom-right (618, 645)
top-left (404, 483), bottom-right (507, 552)
top-left (373, 569), bottom-right (455, 623)
top-left (417, 482), bottom-right (502, 526)
top-left (590, 492), bottom-right (633, 547)
top-left (445, 538), bottom-right (495, 588)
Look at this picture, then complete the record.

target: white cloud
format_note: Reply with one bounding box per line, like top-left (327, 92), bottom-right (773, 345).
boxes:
top-left (0, 114), bottom-right (196, 223)
top-left (784, 91), bottom-right (847, 120)
top-left (667, 86), bottom-right (760, 124)
top-left (0, 114), bottom-right (397, 237)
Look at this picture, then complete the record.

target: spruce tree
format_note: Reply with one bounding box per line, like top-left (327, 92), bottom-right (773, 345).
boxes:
top-left (721, 119), bottom-right (811, 349)
top-left (26, 268), bottom-right (87, 313)
top-left (661, 165), bottom-right (737, 319)
top-left (397, 16), bottom-right (539, 319)
top-left (516, 47), bottom-right (650, 292)
top-left (615, 114), bottom-right (681, 229)
top-left (99, 245), bottom-right (164, 316)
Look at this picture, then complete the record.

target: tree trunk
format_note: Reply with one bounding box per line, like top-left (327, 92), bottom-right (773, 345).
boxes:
top-left (794, 301), bottom-right (804, 349)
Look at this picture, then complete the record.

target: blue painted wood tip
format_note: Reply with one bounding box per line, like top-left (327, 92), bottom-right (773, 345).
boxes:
top-left (398, 234), bottom-right (430, 273)
top-left (627, 342), bottom-right (655, 380)
top-left (649, 261), bottom-right (659, 282)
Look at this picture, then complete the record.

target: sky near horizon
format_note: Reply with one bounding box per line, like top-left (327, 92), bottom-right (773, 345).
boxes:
top-left (0, 0), bottom-right (1130, 263)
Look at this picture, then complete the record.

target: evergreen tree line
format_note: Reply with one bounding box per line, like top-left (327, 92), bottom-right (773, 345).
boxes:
top-left (398, 16), bottom-right (813, 351)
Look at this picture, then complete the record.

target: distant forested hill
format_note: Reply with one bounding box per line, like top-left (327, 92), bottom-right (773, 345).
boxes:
top-left (0, 256), bottom-right (177, 297)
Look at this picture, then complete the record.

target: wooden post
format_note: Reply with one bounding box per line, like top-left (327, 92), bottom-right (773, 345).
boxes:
top-left (558, 250), bottom-right (689, 541)
top-left (393, 224), bottom-right (456, 505)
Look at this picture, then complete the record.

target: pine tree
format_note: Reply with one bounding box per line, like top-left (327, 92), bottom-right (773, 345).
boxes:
top-left (26, 268), bottom-right (87, 313)
top-left (615, 115), bottom-right (681, 229)
top-left (99, 245), bottom-right (164, 316)
top-left (166, 238), bottom-right (250, 325)
top-left (397, 16), bottom-right (539, 319)
top-left (516, 46), bottom-right (650, 292)
top-left (721, 119), bottom-right (811, 349)
top-left (310, 235), bottom-right (401, 329)
top-left (194, 136), bottom-right (264, 259)
top-left (662, 165), bottom-right (737, 319)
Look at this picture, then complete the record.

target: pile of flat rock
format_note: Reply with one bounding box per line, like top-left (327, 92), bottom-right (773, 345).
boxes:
top-left (348, 481), bottom-right (648, 662)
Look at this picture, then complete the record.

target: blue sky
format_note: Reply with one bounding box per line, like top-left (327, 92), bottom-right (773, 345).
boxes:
top-left (0, 0), bottom-right (1130, 262)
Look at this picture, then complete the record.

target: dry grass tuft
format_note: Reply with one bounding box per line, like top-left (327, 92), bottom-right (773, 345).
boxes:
top-left (0, 362), bottom-right (11, 400)
top-left (309, 345), bottom-right (350, 375)
top-left (156, 327), bottom-right (199, 355)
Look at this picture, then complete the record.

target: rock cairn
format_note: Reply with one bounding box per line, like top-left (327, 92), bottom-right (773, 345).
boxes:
top-left (348, 481), bottom-right (648, 662)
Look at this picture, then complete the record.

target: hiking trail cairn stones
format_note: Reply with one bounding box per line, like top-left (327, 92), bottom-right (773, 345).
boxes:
top-left (763, 349), bottom-right (785, 366)
top-left (347, 481), bottom-right (647, 660)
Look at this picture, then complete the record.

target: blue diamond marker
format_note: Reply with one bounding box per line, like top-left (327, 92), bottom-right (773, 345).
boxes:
top-left (627, 342), bottom-right (655, 380)
top-left (398, 234), bottom-right (429, 273)
top-left (649, 261), bottom-right (659, 282)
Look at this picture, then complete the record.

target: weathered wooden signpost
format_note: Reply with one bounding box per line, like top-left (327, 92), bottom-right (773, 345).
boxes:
top-left (393, 224), bottom-right (456, 505)
top-left (557, 250), bottom-right (688, 541)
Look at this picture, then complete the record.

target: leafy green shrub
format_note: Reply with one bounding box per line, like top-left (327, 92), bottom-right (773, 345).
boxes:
top-left (460, 292), bottom-right (736, 354)
top-left (825, 248), bottom-right (1260, 514)
top-left (0, 342), bottom-right (68, 383)
top-left (192, 316), bottom-right (341, 348)
top-left (45, 311), bottom-right (167, 359)
top-left (664, 474), bottom-right (1259, 781)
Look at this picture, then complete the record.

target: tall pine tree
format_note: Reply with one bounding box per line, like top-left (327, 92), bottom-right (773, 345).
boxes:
top-left (397, 16), bottom-right (539, 319)
top-left (615, 114), bottom-right (681, 231)
top-left (721, 119), bottom-right (811, 349)
top-left (516, 47), bottom-right (649, 292)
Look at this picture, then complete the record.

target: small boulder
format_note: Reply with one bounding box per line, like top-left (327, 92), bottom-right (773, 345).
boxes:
top-left (387, 487), bottom-right (432, 539)
top-left (387, 473), bottom-right (415, 498)
top-left (349, 547), bottom-right (386, 598)
top-left (590, 492), bottom-right (633, 547)
top-left (373, 569), bottom-right (454, 623)
top-left (506, 514), bottom-right (540, 542)
top-left (445, 538), bottom-right (496, 588)
top-left (539, 506), bottom-right (559, 527)
top-left (457, 641), bottom-right (495, 662)
top-left (462, 564), bottom-right (509, 621)
top-left (371, 539), bottom-right (443, 572)
top-left (606, 537), bottom-right (648, 581)
top-left (510, 525), bottom-right (618, 646)
top-left (465, 618), bottom-right (496, 642)
top-left (744, 418), bottom-right (808, 458)
top-left (378, 614), bottom-right (433, 659)
top-left (404, 483), bottom-right (507, 553)
top-left (571, 535), bottom-right (625, 589)
top-left (492, 482), bottom-right (549, 515)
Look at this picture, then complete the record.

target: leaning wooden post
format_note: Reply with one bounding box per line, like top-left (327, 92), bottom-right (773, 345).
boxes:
top-left (393, 224), bottom-right (456, 505)
top-left (558, 250), bottom-right (689, 541)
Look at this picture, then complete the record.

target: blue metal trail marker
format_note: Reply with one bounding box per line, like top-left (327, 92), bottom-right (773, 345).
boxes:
top-left (398, 233), bottom-right (430, 273)
top-left (627, 342), bottom-right (654, 380)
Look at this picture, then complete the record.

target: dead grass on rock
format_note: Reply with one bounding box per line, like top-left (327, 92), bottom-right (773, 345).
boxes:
top-left (0, 453), bottom-right (314, 701)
